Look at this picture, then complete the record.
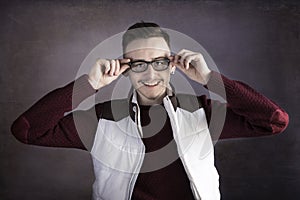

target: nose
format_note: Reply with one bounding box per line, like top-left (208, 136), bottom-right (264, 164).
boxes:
top-left (144, 63), bottom-right (156, 79)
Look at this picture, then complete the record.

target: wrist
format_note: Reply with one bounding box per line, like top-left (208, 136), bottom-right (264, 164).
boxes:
top-left (200, 69), bottom-right (212, 85)
top-left (205, 70), bottom-right (212, 84)
top-left (88, 77), bottom-right (103, 90)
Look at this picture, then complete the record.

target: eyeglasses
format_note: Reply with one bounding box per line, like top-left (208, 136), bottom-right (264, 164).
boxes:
top-left (123, 57), bottom-right (170, 73)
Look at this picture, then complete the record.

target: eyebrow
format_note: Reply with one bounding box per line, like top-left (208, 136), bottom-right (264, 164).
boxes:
top-left (129, 56), bottom-right (168, 62)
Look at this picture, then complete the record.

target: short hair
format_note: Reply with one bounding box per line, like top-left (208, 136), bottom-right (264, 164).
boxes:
top-left (122, 21), bottom-right (170, 53)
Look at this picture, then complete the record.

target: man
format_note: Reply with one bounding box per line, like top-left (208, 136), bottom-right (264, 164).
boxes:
top-left (11, 22), bottom-right (289, 200)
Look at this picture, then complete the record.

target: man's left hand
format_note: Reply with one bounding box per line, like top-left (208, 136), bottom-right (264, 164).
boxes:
top-left (170, 49), bottom-right (212, 85)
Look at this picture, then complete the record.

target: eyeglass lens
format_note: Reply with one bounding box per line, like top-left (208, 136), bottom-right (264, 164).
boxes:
top-left (130, 58), bottom-right (170, 72)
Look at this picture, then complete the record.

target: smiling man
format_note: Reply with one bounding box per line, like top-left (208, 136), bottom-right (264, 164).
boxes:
top-left (126, 41), bottom-right (172, 105)
top-left (11, 22), bottom-right (289, 200)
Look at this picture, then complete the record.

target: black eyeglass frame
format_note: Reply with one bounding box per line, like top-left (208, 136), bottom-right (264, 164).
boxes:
top-left (122, 57), bottom-right (171, 73)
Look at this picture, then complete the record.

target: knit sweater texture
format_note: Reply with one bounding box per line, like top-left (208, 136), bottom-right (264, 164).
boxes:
top-left (11, 71), bottom-right (289, 200)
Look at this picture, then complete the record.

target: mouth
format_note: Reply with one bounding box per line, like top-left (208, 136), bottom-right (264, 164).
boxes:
top-left (141, 81), bottom-right (160, 87)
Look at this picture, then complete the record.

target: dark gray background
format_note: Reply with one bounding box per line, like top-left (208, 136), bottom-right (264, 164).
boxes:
top-left (1, 0), bottom-right (299, 199)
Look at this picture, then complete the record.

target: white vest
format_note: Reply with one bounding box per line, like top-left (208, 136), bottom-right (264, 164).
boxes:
top-left (90, 93), bottom-right (220, 200)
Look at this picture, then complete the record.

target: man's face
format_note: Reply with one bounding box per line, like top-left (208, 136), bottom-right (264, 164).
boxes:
top-left (124, 37), bottom-right (173, 105)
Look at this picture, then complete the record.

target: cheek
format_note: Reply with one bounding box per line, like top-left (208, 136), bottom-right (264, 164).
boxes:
top-left (162, 71), bottom-right (171, 81)
top-left (128, 73), bottom-right (141, 86)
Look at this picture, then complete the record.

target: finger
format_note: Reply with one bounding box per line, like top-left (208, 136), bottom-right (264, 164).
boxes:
top-left (119, 64), bottom-right (130, 74)
top-left (177, 49), bottom-right (188, 55)
top-left (184, 54), bottom-right (197, 70)
top-left (168, 55), bottom-right (175, 68)
top-left (168, 56), bottom-right (174, 65)
top-left (110, 60), bottom-right (116, 76)
top-left (180, 52), bottom-right (194, 69)
top-left (104, 60), bottom-right (110, 74)
top-left (175, 61), bottom-right (186, 73)
top-left (115, 60), bottom-right (120, 75)
top-left (172, 55), bottom-right (184, 69)
top-left (177, 52), bottom-right (188, 67)
top-left (177, 49), bottom-right (192, 57)
top-left (184, 57), bottom-right (191, 70)
top-left (119, 58), bottom-right (131, 64)
top-left (179, 54), bottom-right (186, 68)
top-left (174, 55), bottom-right (179, 64)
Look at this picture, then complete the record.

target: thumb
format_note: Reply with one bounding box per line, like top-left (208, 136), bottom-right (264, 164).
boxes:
top-left (118, 58), bottom-right (131, 75)
top-left (173, 61), bottom-right (185, 72)
top-left (119, 64), bottom-right (130, 75)
top-left (119, 58), bottom-right (131, 64)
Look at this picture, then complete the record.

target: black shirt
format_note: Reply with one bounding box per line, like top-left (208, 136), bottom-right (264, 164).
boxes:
top-left (131, 104), bottom-right (195, 200)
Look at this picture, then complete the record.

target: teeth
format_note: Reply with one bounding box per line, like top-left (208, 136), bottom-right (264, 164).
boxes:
top-left (143, 82), bottom-right (159, 86)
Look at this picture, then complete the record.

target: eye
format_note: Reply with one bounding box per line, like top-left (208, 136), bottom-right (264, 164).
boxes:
top-left (154, 60), bottom-right (168, 66)
top-left (132, 62), bottom-right (146, 68)
top-left (156, 61), bottom-right (165, 65)
top-left (131, 62), bottom-right (148, 72)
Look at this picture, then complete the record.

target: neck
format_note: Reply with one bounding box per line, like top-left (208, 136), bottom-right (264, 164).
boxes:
top-left (137, 93), bottom-right (166, 106)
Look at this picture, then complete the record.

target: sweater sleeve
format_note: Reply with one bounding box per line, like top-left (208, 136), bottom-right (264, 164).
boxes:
top-left (200, 71), bottom-right (289, 140)
top-left (11, 75), bottom-right (99, 150)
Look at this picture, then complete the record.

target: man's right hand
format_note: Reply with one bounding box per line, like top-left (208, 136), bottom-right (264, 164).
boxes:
top-left (88, 58), bottom-right (130, 90)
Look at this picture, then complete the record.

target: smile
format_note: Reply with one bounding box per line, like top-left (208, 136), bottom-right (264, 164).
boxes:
top-left (142, 81), bottom-right (160, 87)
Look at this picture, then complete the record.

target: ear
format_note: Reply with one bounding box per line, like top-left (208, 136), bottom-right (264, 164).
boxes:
top-left (170, 65), bottom-right (176, 74)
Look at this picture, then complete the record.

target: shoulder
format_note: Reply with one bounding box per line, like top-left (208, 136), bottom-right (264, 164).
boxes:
top-left (175, 93), bottom-right (206, 112)
top-left (95, 98), bottom-right (130, 121)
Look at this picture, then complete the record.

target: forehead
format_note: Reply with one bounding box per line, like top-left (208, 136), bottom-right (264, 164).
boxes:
top-left (125, 37), bottom-right (170, 60)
